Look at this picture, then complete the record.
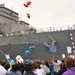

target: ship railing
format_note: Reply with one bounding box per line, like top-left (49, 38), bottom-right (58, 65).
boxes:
top-left (36, 25), bottom-right (75, 33)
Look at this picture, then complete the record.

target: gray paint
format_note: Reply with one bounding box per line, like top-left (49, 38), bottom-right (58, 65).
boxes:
top-left (0, 30), bottom-right (75, 61)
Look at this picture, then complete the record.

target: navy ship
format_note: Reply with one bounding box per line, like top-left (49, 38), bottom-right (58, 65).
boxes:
top-left (0, 3), bottom-right (75, 61)
top-left (0, 29), bottom-right (75, 61)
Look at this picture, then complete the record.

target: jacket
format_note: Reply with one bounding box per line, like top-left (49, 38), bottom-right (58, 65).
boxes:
top-left (57, 69), bottom-right (66, 75)
top-left (62, 67), bottom-right (75, 75)
top-left (6, 71), bottom-right (22, 75)
top-left (23, 71), bottom-right (37, 75)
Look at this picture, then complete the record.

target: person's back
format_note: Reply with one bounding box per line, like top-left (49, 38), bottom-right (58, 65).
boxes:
top-left (23, 58), bottom-right (37, 75)
top-left (33, 60), bottom-right (42, 75)
top-left (53, 60), bottom-right (59, 73)
top-left (6, 63), bottom-right (22, 75)
top-left (57, 63), bottom-right (67, 75)
top-left (49, 62), bottom-right (54, 75)
top-left (0, 64), bottom-right (7, 75)
top-left (62, 57), bottom-right (75, 75)
top-left (6, 71), bottom-right (22, 75)
top-left (24, 71), bottom-right (37, 75)
top-left (40, 60), bottom-right (49, 75)
top-left (62, 67), bottom-right (75, 75)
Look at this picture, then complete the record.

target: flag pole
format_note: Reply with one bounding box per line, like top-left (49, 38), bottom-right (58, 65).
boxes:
top-left (0, 49), bottom-right (6, 56)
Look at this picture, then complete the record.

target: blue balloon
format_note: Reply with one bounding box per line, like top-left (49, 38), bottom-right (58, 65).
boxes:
top-left (29, 46), bottom-right (35, 50)
top-left (10, 59), bottom-right (15, 63)
top-left (25, 50), bottom-right (31, 55)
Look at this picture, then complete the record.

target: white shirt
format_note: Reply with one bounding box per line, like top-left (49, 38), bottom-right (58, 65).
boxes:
top-left (33, 68), bottom-right (43, 75)
top-left (53, 62), bottom-right (59, 72)
top-left (0, 65), bottom-right (7, 75)
top-left (40, 64), bottom-right (47, 75)
top-left (40, 68), bottom-right (46, 75)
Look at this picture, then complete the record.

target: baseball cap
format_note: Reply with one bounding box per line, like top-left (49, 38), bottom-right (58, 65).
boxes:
top-left (24, 58), bottom-right (34, 66)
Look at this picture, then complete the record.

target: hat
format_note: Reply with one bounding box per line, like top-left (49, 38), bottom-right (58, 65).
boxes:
top-left (24, 58), bottom-right (34, 66)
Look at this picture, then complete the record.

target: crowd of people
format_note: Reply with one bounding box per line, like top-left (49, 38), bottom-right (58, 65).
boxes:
top-left (0, 56), bottom-right (75, 75)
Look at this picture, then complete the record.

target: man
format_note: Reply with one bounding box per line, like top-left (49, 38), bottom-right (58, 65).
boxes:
top-left (23, 58), bottom-right (37, 75)
top-left (6, 63), bottom-right (22, 75)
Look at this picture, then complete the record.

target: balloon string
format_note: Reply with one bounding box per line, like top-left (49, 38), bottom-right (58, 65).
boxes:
top-left (0, 49), bottom-right (5, 56)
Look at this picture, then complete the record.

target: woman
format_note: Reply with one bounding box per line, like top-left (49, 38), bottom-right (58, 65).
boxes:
top-left (57, 63), bottom-right (67, 75)
top-left (62, 56), bottom-right (75, 75)
top-left (33, 60), bottom-right (42, 75)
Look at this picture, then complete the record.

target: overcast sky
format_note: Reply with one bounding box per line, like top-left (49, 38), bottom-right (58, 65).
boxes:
top-left (0, 0), bottom-right (75, 29)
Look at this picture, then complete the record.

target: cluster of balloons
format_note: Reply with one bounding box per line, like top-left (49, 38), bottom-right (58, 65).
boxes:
top-left (25, 46), bottom-right (35, 55)
top-left (23, 1), bottom-right (31, 7)
top-left (23, 1), bottom-right (32, 19)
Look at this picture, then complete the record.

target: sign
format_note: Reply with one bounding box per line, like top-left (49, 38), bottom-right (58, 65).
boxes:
top-left (16, 55), bottom-right (24, 63)
top-left (5, 54), bottom-right (10, 59)
top-left (62, 54), bottom-right (65, 58)
top-left (49, 44), bottom-right (57, 52)
top-left (67, 46), bottom-right (72, 53)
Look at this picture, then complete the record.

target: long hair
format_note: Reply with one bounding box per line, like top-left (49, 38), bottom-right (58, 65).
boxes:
top-left (11, 63), bottom-right (19, 71)
top-left (45, 61), bottom-right (49, 68)
top-left (65, 57), bottom-right (75, 69)
top-left (33, 60), bottom-right (38, 70)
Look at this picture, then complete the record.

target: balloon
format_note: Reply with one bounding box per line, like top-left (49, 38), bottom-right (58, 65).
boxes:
top-left (29, 46), bottom-right (35, 50)
top-left (27, 13), bottom-right (30, 18)
top-left (27, 1), bottom-right (31, 5)
top-left (23, 4), bottom-right (28, 7)
top-left (25, 50), bottom-right (31, 55)
top-left (10, 59), bottom-right (15, 63)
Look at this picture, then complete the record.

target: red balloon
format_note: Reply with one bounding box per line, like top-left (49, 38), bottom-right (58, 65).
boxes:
top-left (27, 13), bottom-right (30, 18)
top-left (27, 1), bottom-right (31, 5)
top-left (23, 4), bottom-right (28, 7)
